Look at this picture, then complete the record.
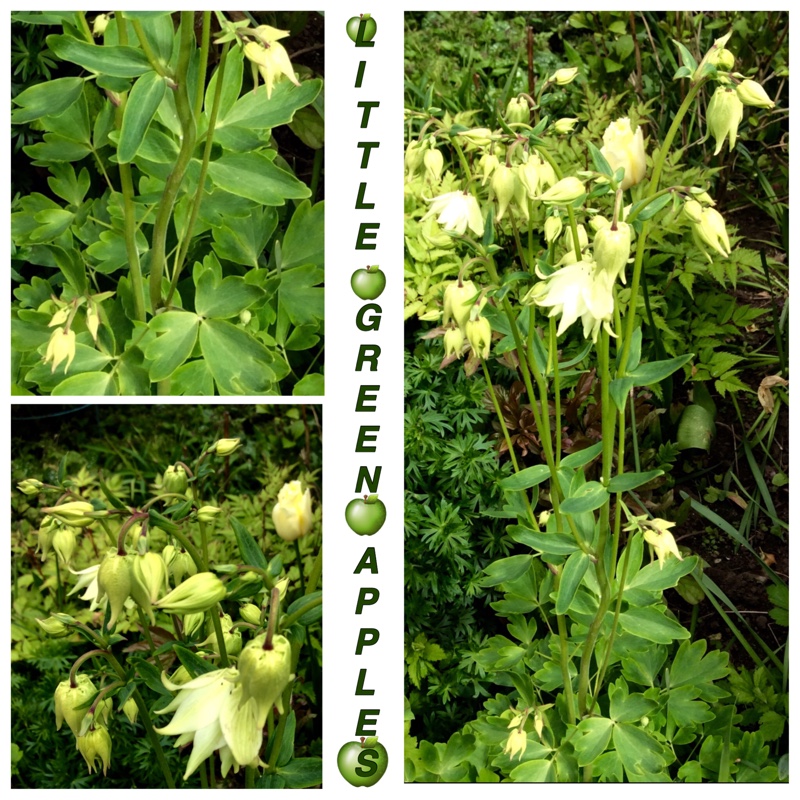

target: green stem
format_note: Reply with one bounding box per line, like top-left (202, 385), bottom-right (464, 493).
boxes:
top-left (136, 606), bottom-right (165, 672)
top-left (294, 540), bottom-right (306, 596)
top-left (193, 12), bottom-right (211, 119)
top-left (131, 19), bottom-right (171, 78)
top-left (149, 12), bottom-right (197, 312)
top-left (245, 765), bottom-right (256, 788)
top-left (555, 592), bottom-right (576, 723)
top-left (210, 609), bottom-right (229, 667)
top-left (306, 545), bottom-right (322, 595)
top-left (165, 40), bottom-right (230, 307)
top-left (548, 317), bottom-right (562, 465)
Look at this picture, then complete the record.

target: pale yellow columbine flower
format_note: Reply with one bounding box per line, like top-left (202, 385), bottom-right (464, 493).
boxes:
top-left (44, 326), bottom-right (76, 374)
top-left (272, 480), bottom-right (314, 541)
top-left (504, 726), bottom-right (528, 761)
top-left (600, 118), bottom-right (647, 191)
top-left (244, 25), bottom-right (300, 99)
top-left (643, 519), bottom-right (683, 569)
top-left (706, 87), bottom-right (743, 155)
top-left (422, 191), bottom-right (484, 237)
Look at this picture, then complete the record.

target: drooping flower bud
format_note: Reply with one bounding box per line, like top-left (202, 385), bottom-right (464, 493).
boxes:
top-left (37, 515), bottom-right (58, 561)
top-left (709, 48), bottom-right (735, 71)
top-left (706, 86), bottom-right (744, 155)
top-left (736, 79), bottom-right (774, 109)
top-left (53, 527), bottom-right (77, 566)
top-left (163, 465), bottom-right (188, 496)
top-left (272, 482), bottom-right (313, 541)
top-left (42, 501), bottom-right (103, 528)
top-left (199, 613), bottom-right (242, 657)
top-left (97, 551), bottom-right (132, 629)
top-left (594, 221), bottom-right (632, 284)
top-left (243, 26), bottom-right (300, 99)
top-left (182, 611), bottom-right (206, 637)
top-left (442, 281), bottom-right (478, 330)
top-left (44, 327), bottom-right (77, 374)
top-left (443, 327), bottom-right (465, 359)
top-left (549, 67), bottom-right (579, 86)
top-left (423, 148), bottom-right (444, 184)
top-left (544, 215), bottom-right (563, 244)
top-left (600, 118), bottom-right (647, 190)
top-left (17, 478), bottom-right (44, 496)
top-left (517, 160), bottom-right (540, 199)
top-left (505, 96), bottom-right (529, 125)
top-left (538, 176), bottom-right (585, 205)
top-left (240, 603), bottom-right (263, 626)
top-left (404, 140), bottom-right (425, 179)
top-left (553, 117), bottom-right (578, 135)
top-left (589, 214), bottom-right (610, 233)
top-left (122, 697), bottom-right (139, 725)
top-left (491, 164), bottom-right (517, 222)
top-left (209, 438), bottom-right (241, 457)
top-left (77, 725), bottom-right (112, 775)
top-left (170, 550), bottom-right (198, 585)
top-left (92, 13), bottom-right (110, 37)
top-left (36, 615), bottom-right (71, 637)
top-left (457, 128), bottom-right (493, 148)
top-left (686, 203), bottom-right (731, 261)
top-left (86, 301), bottom-right (100, 343)
top-left (55, 674), bottom-right (97, 736)
top-left (478, 152), bottom-right (500, 186)
top-left (154, 572), bottom-right (227, 615)
top-left (197, 506), bottom-right (222, 524)
top-left (239, 633), bottom-right (294, 726)
top-left (693, 31), bottom-right (733, 82)
top-left (129, 551), bottom-right (167, 624)
top-left (465, 316), bottom-right (492, 360)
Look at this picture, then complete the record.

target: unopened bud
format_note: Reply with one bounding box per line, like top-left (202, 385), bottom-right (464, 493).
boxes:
top-left (491, 164), bottom-right (517, 222)
top-left (544, 215), bottom-right (563, 244)
top-left (594, 222), bottom-right (632, 284)
top-left (163, 465), bottom-right (188, 495)
top-left (17, 478), bottom-right (44, 496)
top-left (553, 117), bottom-right (578, 135)
top-left (443, 327), bottom-right (465, 359)
top-left (197, 505), bottom-right (222, 524)
top-left (538, 176), bottom-right (585, 205)
top-left (423, 148), bottom-right (444, 184)
top-left (122, 697), bottom-right (138, 725)
top-left (36, 615), bottom-right (72, 637)
top-left (240, 603), bottom-right (263, 626)
top-left (77, 725), bottom-right (112, 775)
top-left (465, 316), bottom-right (492, 360)
top-left (129, 552), bottom-right (167, 624)
top-left (505, 96), bottom-right (529, 125)
top-left (53, 527), bottom-right (77, 566)
top-left (209, 438), bottom-right (240, 457)
top-left (55, 674), bottom-right (97, 736)
top-left (442, 281), bottom-right (479, 329)
top-left (43, 501), bottom-right (105, 528)
top-left (736, 79), bottom-right (774, 109)
top-left (549, 67), bottom-right (579, 86)
top-left (97, 551), bottom-right (132, 629)
top-left (239, 633), bottom-right (294, 725)
top-left (154, 572), bottom-right (227, 614)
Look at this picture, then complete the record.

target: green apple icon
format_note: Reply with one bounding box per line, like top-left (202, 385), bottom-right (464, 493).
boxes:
top-left (337, 737), bottom-right (388, 787)
top-left (351, 265), bottom-right (386, 300)
top-left (345, 494), bottom-right (386, 536)
top-left (346, 14), bottom-right (377, 43)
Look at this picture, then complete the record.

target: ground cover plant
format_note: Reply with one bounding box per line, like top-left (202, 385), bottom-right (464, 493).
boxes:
top-left (11, 404), bottom-right (322, 788)
top-left (404, 11), bottom-right (788, 782)
top-left (11, 11), bottom-right (324, 396)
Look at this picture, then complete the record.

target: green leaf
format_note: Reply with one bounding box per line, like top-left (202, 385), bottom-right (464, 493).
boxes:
top-left (135, 659), bottom-right (172, 696)
top-left (221, 78), bottom-right (322, 130)
top-left (555, 551), bottom-right (590, 615)
top-left (573, 717), bottom-right (614, 766)
top-left (509, 759), bottom-right (554, 782)
top-left (587, 141), bottom-right (613, 177)
top-left (609, 681), bottom-right (657, 723)
top-left (508, 525), bottom-right (580, 556)
top-left (293, 373), bottom-right (324, 396)
top-left (50, 246), bottom-right (87, 294)
top-left (629, 354), bottom-right (693, 385)
top-left (627, 555), bottom-right (697, 593)
top-left (618, 606), bottom-right (690, 644)
top-left (672, 39), bottom-right (698, 73)
top-left (608, 469), bottom-right (664, 493)
top-left (207, 152), bottom-right (310, 206)
top-left (280, 201), bottom-right (324, 269)
top-left (668, 639), bottom-right (729, 690)
top-left (169, 360), bottom-right (215, 396)
top-left (211, 207), bottom-right (277, 268)
top-left (199, 318), bottom-right (285, 394)
top-left (612, 723), bottom-right (666, 778)
top-left (499, 464), bottom-right (550, 491)
top-left (230, 517), bottom-right (268, 571)
top-left (481, 555), bottom-right (532, 587)
top-left (667, 686), bottom-right (714, 727)
top-left (25, 344), bottom-right (113, 393)
top-left (52, 371), bottom-right (116, 396)
top-left (286, 591), bottom-right (322, 626)
top-left (47, 34), bottom-right (153, 77)
top-left (205, 44), bottom-right (243, 120)
top-left (117, 71), bottom-right (166, 163)
top-left (621, 645), bottom-right (667, 688)
top-left (560, 442), bottom-right (603, 469)
top-left (278, 265), bottom-right (324, 327)
top-left (173, 644), bottom-right (216, 678)
top-left (24, 134), bottom-right (91, 163)
top-left (11, 77), bottom-right (84, 124)
top-left (561, 481), bottom-right (608, 514)
top-left (275, 757), bottom-right (322, 789)
top-left (145, 312), bottom-right (200, 382)
top-left (195, 272), bottom-right (264, 319)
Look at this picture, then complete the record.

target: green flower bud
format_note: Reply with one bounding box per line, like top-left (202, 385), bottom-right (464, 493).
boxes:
top-left (538, 159), bottom-right (557, 190)
top-left (589, 215), bottom-right (610, 233)
top-left (97, 551), bottom-right (132, 629)
top-left (272, 483), bottom-right (313, 542)
top-left (553, 117), bottom-right (578, 135)
top-left (154, 572), bottom-right (227, 614)
top-left (465, 316), bottom-right (492, 360)
top-left (457, 127), bottom-right (493, 148)
top-left (544, 215), bottom-right (563, 244)
top-left (478, 152), bottom-right (499, 186)
top-left (36, 615), bottom-right (71, 637)
top-left (163, 465), bottom-right (188, 495)
top-left (171, 550), bottom-right (198, 585)
top-left (209, 438), bottom-right (240, 457)
top-left (549, 67), bottom-right (579, 86)
top-left (505, 96), bottom-right (529, 125)
top-left (240, 603), bottom-right (263, 626)
top-left (239, 309), bottom-right (252, 326)
top-left (706, 86), bottom-right (743, 155)
top-left (423, 148), bottom-right (444, 184)
top-left (129, 552), bottom-right (167, 624)
top-left (442, 281), bottom-right (478, 329)
top-left (92, 13), bottom-right (110, 37)
top-left (37, 515), bottom-right (58, 561)
top-left (200, 613), bottom-right (242, 657)
top-left (594, 222), bottom-right (632, 284)
top-left (688, 204), bottom-right (731, 261)
top-left (404, 140), bottom-right (425, 179)
top-left (517, 160), bottom-right (540, 199)
top-left (683, 199), bottom-right (704, 224)
top-left (538, 176), bottom-right (585, 205)
top-left (55, 674), bottom-right (97, 736)
top-left (709, 48), bottom-right (735, 71)
top-left (197, 505), bottom-right (222, 524)
top-left (77, 725), bottom-right (112, 775)
top-left (239, 634), bottom-right (294, 727)
top-left (182, 611), bottom-right (206, 637)
top-left (42, 501), bottom-right (105, 528)
top-left (491, 164), bottom-right (517, 222)
top-left (122, 697), bottom-right (139, 725)
top-left (736, 79), bottom-right (774, 109)
top-left (17, 478), bottom-right (44, 496)
top-left (693, 31), bottom-right (733, 81)
top-left (443, 327), bottom-right (465, 359)
top-left (53, 528), bottom-right (77, 566)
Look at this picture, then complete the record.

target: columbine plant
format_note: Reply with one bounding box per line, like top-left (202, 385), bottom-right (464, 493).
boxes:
top-left (404, 31), bottom-right (780, 782)
top-left (20, 437), bottom-right (322, 787)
